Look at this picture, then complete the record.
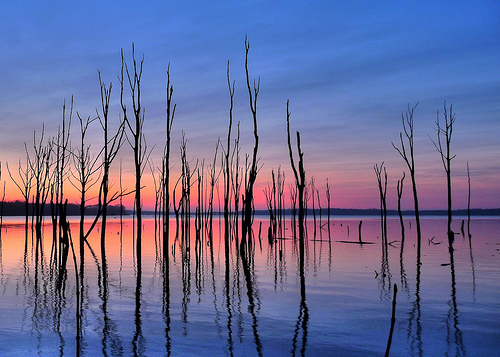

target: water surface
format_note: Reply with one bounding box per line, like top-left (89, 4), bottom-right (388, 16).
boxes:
top-left (0, 216), bottom-right (498, 356)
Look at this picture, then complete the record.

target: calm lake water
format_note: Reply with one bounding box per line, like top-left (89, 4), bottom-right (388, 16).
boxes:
top-left (0, 215), bottom-right (499, 356)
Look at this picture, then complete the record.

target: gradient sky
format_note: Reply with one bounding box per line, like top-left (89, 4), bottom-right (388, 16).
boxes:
top-left (0, 1), bottom-right (499, 211)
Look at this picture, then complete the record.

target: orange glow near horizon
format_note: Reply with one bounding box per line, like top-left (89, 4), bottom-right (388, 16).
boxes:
top-left (2, 158), bottom-right (498, 213)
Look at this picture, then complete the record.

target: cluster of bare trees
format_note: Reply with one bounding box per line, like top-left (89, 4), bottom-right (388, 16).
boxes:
top-left (375, 102), bottom-right (470, 264)
top-left (5, 42), bottom-right (474, 279)
top-left (2, 40), bottom-right (344, 277)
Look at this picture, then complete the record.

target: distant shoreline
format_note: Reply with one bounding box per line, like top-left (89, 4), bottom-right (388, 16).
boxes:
top-left (1, 200), bottom-right (498, 217)
top-left (139, 208), bottom-right (500, 217)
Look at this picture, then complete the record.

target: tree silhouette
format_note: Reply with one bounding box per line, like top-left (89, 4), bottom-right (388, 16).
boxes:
top-left (431, 102), bottom-right (456, 239)
top-left (27, 125), bottom-right (53, 238)
top-left (69, 113), bottom-right (102, 240)
top-left (241, 37), bottom-right (260, 246)
top-left (224, 61), bottom-right (235, 238)
top-left (286, 100), bottom-right (306, 239)
top-left (392, 104), bottom-right (421, 253)
top-left (374, 162), bottom-right (388, 241)
top-left (7, 157), bottom-right (34, 230)
top-left (162, 64), bottom-right (176, 258)
top-left (120, 44), bottom-right (152, 259)
top-left (96, 71), bottom-right (125, 248)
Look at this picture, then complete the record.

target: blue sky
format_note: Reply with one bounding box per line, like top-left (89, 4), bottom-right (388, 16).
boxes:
top-left (0, 1), bottom-right (499, 210)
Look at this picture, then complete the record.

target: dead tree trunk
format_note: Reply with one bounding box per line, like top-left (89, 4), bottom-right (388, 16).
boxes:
top-left (397, 172), bottom-right (406, 240)
top-left (27, 126), bottom-right (53, 239)
top-left (70, 113), bottom-right (102, 241)
top-left (374, 162), bottom-right (388, 242)
top-left (7, 158), bottom-right (34, 232)
top-left (120, 44), bottom-right (151, 261)
top-left (231, 123), bottom-right (242, 234)
top-left (392, 104), bottom-right (421, 256)
top-left (163, 64), bottom-right (176, 259)
top-left (431, 102), bottom-right (456, 241)
top-left (287, 100), bottom-right (306, 240)
top-left (241, 38), bottom-right (260, 249)
top-left (224, 62), bottom-right (235, 238)
top-left (97, 72), bottom-right (124, 247)
top-left (207, 142), bottom-right (220, 238)
top-left (310, 177), bottom-right (317, 235)
top-left (467, 162), bottom-right (471, 238)
top-left (289, 184), bottom-right (297, 238)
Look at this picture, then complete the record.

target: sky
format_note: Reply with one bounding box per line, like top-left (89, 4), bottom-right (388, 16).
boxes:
top-left (0, 0), bottom-right (499, 211)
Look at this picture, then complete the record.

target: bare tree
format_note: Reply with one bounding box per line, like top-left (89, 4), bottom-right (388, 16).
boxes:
top-left (149, 160), bottom-right (162, 243)
top-left (50, 99), bottom-right (72, 241)
top-left (120, 44), bottom-right (152, 257)
top-left (206, 141), bottom-right (221, 238)
top-left (397, 172), bottom-right (406, 239)
top-left (7, 158), bottom-right (34, 230)
top-left (27, 125), bottom-right (53, 238)
top-left (241, 37), bottom-right (260, 246)
top-left (316, 182), bottom-right (322, 229)
top-left (430, 102), bottom-right (456, 239)
top-left (467, 162), bottom-right (471, 238)
top-left (276, 167), bottom-right (285, 238)
top-left (263, 170), bottom-right (277, 240)
top-left (224, 61), bottom-right (235, 238)
top-left (289, 184), bottom-right (297, 238)
top-left (310, 176), bottom-right (317, 235)
top-left (231, 122), bottom-right (242, 233)
top-left (286, 100), bottom-right (306, 239)
top-left (179, 132), bottom-right (197, 232)
top-left (326, 179), bottom-right (331, 228)
top-left (96, 71), bottom-right (125, 248)
top-left (374, 162), bottom-right (388, 241)
top-left (392, 104), bottom-right (421, 251)
top-left (69, 113), bottom-right (102, 240)
top-left (163, 64), bottom-right (176, 257)
top-left (195, 162), bottom-right (204, 233)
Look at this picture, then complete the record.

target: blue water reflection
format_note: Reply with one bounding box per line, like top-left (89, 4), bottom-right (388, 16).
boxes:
top-left (0, 216), bottom-right (499, 356)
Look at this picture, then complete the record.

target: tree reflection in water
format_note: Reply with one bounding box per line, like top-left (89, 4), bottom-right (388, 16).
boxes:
top-left (291, 227), bottom-right (309, 357)
top-left (446, 233), bottom-right (465, 356)
top-left (2, 217), bottom-right (498, 355)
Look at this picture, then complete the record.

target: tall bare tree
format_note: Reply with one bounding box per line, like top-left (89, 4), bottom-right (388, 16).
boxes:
top-left (392, 104), bottom-right (421, 252)
top-left (286, 100), bottom-right (306, 239)
top-left (120, 44), bottom-right (151, 257)
top-left (224, 61), bottom-right (235, 238)
top-left (27, 125), bottom-right (53, 238)
top-left (206, 141), bottom-right (220, 238)
top-left (431, 102), bottom-right (456, 239)
top-left (179, 132), bottom-right (197, 232)
top-left (48, 99), bottom-right (72, 241)
top-left (69, 113), bottom-right (102, 240)
top-left (231, 122), bottom-right (242, 233)
top-left (96, 71), bottom-right (125, 247)
top-left (241, 37), bottom-right (260, 246)
top-left (163, 64), bottom-right (176, 257)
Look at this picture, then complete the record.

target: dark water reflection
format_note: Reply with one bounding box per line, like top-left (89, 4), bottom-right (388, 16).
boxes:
top-left (0, 216), bottom-right (499, 356)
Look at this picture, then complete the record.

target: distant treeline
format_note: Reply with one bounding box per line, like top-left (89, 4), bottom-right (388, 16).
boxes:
top-left (320, 208), bottom-right (500, 216)
top-left (1, 200), bottom-right (126, 216)
top-left (140, 207), bottom-right (500, 216)
top-left (3, 200), bottom-right (497, 217)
